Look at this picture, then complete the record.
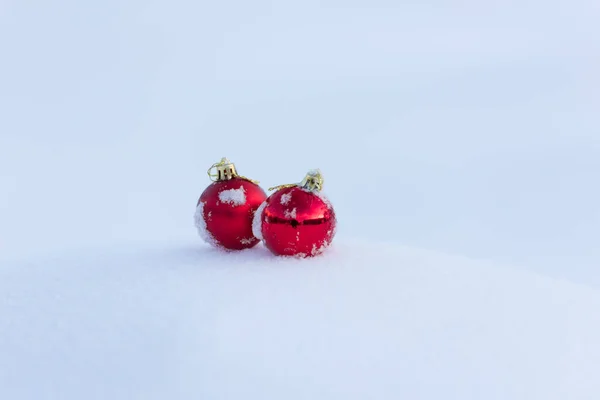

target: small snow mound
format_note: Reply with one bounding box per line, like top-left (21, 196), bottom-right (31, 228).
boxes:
top-left (252, 201), bottom-right (267, 241)
top-left (280, 192), bottom-right (292, 205)
top-left (218, 186), bottom-right (246, 206)
top-left (194, 202), bottom-right (217, 246)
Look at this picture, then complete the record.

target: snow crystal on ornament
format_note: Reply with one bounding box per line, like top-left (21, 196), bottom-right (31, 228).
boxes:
top-left (240, 238), bottom-right (254, 245)
top-left (252, 201), bottom-right (267, 241)
top-left (218, 186), bottom-right (246, 206)
top-left (280, 192), bottom-right (292, 205)
top-left (327, 216), bottom-right (338, 241)
top-left (312, 190), bottom-right (333, 209)
top-left (284, 208), bottom-right (297, 219)
top-left (311, 241), bottom-right (329, 256)
top-left (194, 201), bottom-right (217, 246)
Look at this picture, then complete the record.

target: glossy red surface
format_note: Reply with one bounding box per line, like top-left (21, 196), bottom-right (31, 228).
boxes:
top-left (260, 186), bottom-right (336, 257)
top-left (198, 178), bottom-right (267, 250)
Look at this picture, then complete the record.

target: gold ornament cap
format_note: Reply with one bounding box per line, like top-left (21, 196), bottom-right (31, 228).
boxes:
top-left (269, 169), bottom-right (324, 192)
top-left (300, 169), bottom-right (324, 192)
top-left (207, 157), bottom-right (258, 184)
top-left (207, 157), bottom-right (237, 181)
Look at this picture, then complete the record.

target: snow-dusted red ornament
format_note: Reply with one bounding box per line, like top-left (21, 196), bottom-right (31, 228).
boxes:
top-left (194, 158), bottom-right (267, 250)
top-left (253, 169), bottom-right (336, 257)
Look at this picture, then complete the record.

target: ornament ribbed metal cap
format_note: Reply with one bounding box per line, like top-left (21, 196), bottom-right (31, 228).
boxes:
top-left (207, 157), bottom-right (238, 181)
top-left (206, 157), bottom-right (259, 184)
top-left (300, 169), bottom-right (324, 192)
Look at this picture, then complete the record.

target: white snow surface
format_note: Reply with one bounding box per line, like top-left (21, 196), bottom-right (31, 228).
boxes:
top-left (218, 186), bottom-right (246, 206)
top-left (1, 240), bottom-right (600, 399)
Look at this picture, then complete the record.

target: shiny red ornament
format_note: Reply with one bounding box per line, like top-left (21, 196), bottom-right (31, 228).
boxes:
top-left (194, 158), bottom-right (267, 250)
top-left (253, 170), bottom-right (336, 257)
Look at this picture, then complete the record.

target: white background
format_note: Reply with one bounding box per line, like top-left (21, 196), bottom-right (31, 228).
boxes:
top-left (1, 0), bottom-right (599, 283)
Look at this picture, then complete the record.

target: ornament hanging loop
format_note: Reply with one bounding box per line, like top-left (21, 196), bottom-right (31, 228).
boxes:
top-left (268, 183), bottom-right (297, 192)
top-left (268, 169), bottom-right (324, 192)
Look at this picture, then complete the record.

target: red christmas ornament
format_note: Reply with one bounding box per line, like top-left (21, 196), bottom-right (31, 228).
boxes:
top-left (253, 169), bottom-right (336, 257)
top-left (194, 158), bottom-right (267, 250)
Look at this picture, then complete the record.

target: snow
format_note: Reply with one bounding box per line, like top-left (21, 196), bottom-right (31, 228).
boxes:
top-left (311, 240), bottom-right (329, 256)
top-left (193, 201), bottom-right (216, 246)
top-left (1, 0), bottom-right (600, 398)
top-left (313, 190), bottom-right (334, 211)
top-left (284, 207), bottom-right (297, 219)
top-left (280, 192), bottom-right (292, 205)
top-left (218, 186), bottom-right (246, 206)
top-left (1, 240), bottom-right (600, 399)
top-left (252, 201), bottom-right (268, 241)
